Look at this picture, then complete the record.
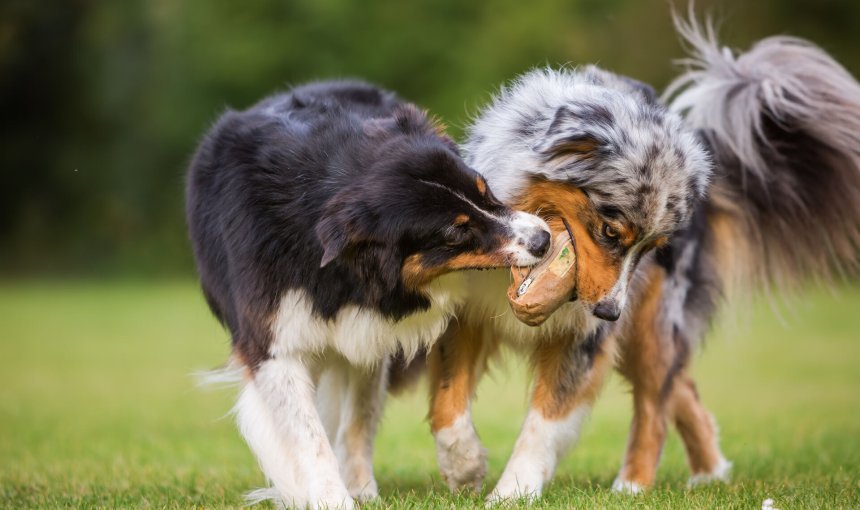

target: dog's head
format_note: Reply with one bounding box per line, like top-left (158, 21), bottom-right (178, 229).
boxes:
top-left (315, 105), bottom-right (551, 294)
top-left (466, 67), bottom-right (712, 321)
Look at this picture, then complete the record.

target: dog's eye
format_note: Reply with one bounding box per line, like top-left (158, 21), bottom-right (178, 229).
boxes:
top-left (602, 223), bottom-right (619, 239)
top-left (445, 223), bottom-right (472, 246)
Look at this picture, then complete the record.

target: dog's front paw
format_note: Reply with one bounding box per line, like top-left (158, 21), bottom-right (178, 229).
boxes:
top-left (245, 487), bottom-right (355, 510)
top-left (611, 477), bottom-right (645, 495)
top-left (313, 494), bottom-right (355, 510)
top-left (485, 474), bottom-right (543, 506)
top-left (434, 416), bottom-right (488, 492)
top-left (345, 475), bottom-right (378, 503)
top-left (340, 459), bottom-right (379, 502)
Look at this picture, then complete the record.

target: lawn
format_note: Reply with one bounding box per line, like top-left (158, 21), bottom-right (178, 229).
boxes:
top-left (1, 280), bottom-right (858, 509)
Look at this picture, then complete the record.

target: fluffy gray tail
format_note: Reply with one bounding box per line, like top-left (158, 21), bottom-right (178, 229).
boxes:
top-left (665, 17), bottom-right (860, 297)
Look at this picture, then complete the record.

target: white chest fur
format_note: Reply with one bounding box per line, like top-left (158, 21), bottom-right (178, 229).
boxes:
top-left (269, 273), bottom-right (467, 366)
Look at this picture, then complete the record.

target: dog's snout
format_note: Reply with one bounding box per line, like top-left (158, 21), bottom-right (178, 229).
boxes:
top-left (506, 211), bottom-right (552, 266)
top-left (592, 299), bottom-right (621, 322)
top-left (527, 229), bottom-right (551, 258)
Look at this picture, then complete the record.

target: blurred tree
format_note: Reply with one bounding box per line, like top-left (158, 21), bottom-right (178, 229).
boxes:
top-left (1, 0), bottom-right (858, 276)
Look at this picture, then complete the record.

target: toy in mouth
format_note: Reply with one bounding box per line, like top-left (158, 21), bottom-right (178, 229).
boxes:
top-left (506, 228), bottom-right (577, 326)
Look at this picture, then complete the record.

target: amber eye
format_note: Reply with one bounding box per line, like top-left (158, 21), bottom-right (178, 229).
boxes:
top-left (602, 223), bottom-right (619, 239)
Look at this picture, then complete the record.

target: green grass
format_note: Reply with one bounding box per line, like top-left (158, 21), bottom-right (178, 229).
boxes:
top-left (1, 281), bottom-right (859, 509)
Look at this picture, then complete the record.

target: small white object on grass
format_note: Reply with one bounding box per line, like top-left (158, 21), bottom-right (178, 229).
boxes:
top-left (762, 498), bottom-right (781, 510)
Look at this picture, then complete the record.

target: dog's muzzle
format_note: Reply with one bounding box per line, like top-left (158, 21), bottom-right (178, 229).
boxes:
top-left (592, 298), bottom-right (621, 322)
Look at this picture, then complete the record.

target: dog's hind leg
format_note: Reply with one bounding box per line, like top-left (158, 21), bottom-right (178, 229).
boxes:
top-left (237, 357), bottom-right (354, 509)
top-left (487, 328), bottom-right (615, 504)
top-left (429, 321), bottom-right (492, 492)
top-left (615, 354), bottom-right (729, 491)
top-left (330, 360), bottom-right (388, 502)
top-left (669, 370), bottom-right (731, 486)
top-left (613, 355), bottom-right (671, 492)
top-left (613, 265), bottom-right (729, 492)
top-left (612, 269), bottom-right (672, 492)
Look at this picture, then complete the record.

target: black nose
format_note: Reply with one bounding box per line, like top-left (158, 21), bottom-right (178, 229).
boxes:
top-left (527, 229), bottom-right (551, 258)
top-left (592, 299), bottom-right (621, 321)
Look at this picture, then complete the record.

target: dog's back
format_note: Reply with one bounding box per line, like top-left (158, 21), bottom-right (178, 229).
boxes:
top-left (187, 80), bottom-right (397, 326)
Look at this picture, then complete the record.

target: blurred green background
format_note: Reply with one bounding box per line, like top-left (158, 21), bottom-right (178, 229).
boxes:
top-left (2, 0), bottom-right (860, 277)
top-left (2, 1), bottom-right (859, 508)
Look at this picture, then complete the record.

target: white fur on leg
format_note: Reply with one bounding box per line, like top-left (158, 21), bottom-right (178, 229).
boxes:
top-left (487, 405), bottom-right (590, 505)
top-left (434, 411), bottom-right (487, 491)
top-left (237, 358), bottom-right (354, 509)
top-left (236, 381), bottom-right (302, 507)
top-left (688, 456), bottom-right (732, 487)
top-left (610, 477), bottom-right (645, 494)
top-left (332, 363), bottom-right (387, 502)
top-left (316, 363), bottom-right (348, 443)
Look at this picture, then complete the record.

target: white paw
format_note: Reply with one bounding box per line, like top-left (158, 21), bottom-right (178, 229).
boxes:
top-left (486, 479), bottom-right (542, 506)
top-left (486, 463), bottom-right (545, 506)
top-left (339, 458), bottom-right (379, 502)
top-left (346, 475), bottom-right (378, 503)
top-left (611, 477), bottom-right (645, 495)
top-left (244, 487), bottom-right (355, 510)
top-left (435, 416), bottom-right (488, 491)
top-left (310, 488), bottom-right (355, 510)
top-left (688, 456), bottom-right (732, 487)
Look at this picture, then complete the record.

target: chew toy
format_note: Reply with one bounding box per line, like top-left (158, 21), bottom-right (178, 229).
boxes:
top-left (507, 229), bottom-right (577, 326)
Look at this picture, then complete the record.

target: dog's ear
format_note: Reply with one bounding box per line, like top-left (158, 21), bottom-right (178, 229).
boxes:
top-left (534, 105), bottom-right (608, 163)
top-left (315, 192), bottom-right (375, 268)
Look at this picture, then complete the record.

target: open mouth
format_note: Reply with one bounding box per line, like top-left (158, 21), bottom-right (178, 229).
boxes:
top-left (506, 223), bottom-right (578, 327)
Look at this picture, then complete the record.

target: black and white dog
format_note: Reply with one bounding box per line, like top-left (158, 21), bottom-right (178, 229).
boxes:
top-left (185, 80), bottom-right (551, 508)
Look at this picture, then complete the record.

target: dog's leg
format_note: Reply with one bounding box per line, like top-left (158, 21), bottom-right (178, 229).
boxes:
top-left (429, 322), bottom-right (490, 492)
top-left (317, 362), bottom-right (348, 442)
top-left (331, 360), bottom-right (388, 502)
top-left (668, 371), bottom-right (731, 486)
top-left (237, 357), bottom-right (353, 509)
top-left (613, 267), bottom-right (729, 492)
top-left (612, 367), bottom-right (668, 493)
top-left (612, 266), bottom-right (673, 493)
top-left (487, 331), bottom-right (615, 504)
top-left (615, 363), bottom-right (729, 492)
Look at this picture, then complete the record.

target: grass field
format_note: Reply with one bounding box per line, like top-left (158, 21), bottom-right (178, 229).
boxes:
top-left (1, 281), bottom-right (859, 509)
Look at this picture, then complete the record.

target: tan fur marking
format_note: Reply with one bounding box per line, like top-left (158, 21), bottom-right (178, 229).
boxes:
top-left (546, 139), bottom-right (600, 161)
top-left (617, 265), bottom-right (669, 390)
top-left (615, 264), bottom-right (670, 487)
top-left (617, 263), bottom-right (725, 487)
top-left (453, 214), bottom-right (470, 226)
top-left (401, 254), bottom-right (437, 290)
top-left (668, 374), bottom-right (724, 475)
top-left (613, 223), bottom-right (638, 247)
top-left (402, 251), bottom-right (509, 291)
top-left (476, 176), bottom-right (487, 195)
top-left (428, 323), bottom-right (489, 431)
top-left (512, 180), bottom-right (622, 304)
top-left (446, 251), bottom-right (507, 271)
top-left (530, 335), bottom-right (616, 420)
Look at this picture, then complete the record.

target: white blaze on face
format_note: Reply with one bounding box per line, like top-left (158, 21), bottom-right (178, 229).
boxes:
top-left (504, 211), bottom-right (551, 267)
top-left (417, 178), bottom-right (551, 267)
